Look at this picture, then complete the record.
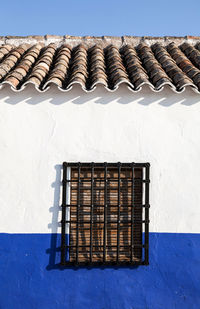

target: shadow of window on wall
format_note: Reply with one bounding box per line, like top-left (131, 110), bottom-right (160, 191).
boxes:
top-left (46, 162), bottom-right (150, 270)
top-left (46, 164), bottom-right (62, 270)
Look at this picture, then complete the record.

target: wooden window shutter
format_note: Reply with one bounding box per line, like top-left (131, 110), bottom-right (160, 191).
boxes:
top-left (61, 162), bottom-right (150, 266)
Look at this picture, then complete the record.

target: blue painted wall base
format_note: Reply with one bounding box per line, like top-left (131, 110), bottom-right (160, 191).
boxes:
top-left (0, 233), bottom-right (200, 309)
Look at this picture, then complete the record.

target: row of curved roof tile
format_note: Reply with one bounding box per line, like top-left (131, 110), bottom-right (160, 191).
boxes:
top-left (0, 40), bottom-right (200, 93)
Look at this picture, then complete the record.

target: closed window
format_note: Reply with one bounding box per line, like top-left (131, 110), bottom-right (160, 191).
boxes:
top-left (61, 162), bottom-right (150, 266)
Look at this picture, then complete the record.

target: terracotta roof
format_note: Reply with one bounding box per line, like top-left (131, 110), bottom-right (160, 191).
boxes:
top-left (0, 35), bottom-right (200, 93)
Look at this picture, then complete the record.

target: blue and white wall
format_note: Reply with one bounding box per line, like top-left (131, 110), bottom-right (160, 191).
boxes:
top-left (0, 84), bottom-right (200, 309)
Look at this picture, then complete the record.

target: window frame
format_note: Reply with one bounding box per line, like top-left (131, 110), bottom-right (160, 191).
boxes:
top-left (61, 162), bottom-right (150, 267)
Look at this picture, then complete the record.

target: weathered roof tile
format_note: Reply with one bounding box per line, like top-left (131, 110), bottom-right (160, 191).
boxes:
top-left (0, 35), bottom-right (200, 93)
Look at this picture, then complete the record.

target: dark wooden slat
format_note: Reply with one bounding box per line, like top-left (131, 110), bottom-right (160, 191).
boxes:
top-left (68, 165), bottom-right (144, 264)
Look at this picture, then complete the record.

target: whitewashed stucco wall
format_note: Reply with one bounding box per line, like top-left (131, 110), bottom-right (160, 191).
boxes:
top-left (0, 84), bottom-right (199, 234)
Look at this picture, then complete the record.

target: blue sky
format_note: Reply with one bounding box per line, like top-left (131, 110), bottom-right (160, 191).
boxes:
top-left (1, 0), bottom-right (199, 37)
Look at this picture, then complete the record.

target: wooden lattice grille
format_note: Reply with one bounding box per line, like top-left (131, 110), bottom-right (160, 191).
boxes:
top-left (61, 162), bottom-right (150, 266)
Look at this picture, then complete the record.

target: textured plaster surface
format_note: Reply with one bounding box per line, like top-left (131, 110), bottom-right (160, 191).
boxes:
top-left (0, 85), bottom-right (200, 309)
top-left (0, 84), bottom-right (200, 233)
top-left (0, 233), bottom-right (200, 309)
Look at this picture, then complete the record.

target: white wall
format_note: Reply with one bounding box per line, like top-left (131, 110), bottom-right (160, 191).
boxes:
top-left (0, 84), bottom-right (200, 234)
